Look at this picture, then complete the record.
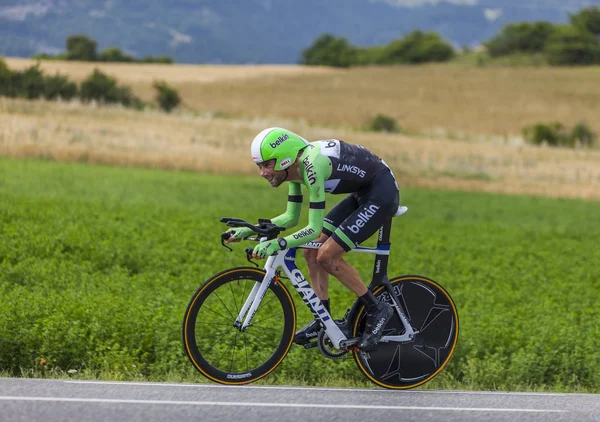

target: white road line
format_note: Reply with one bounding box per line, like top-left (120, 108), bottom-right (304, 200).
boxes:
top-left (63, 380), bottom-right (584, 397)
top-left (0, 396), bottom-right (567, 413)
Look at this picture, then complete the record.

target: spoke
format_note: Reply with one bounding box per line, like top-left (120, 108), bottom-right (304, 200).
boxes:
top-left (213, 335), bottom-right (236, 368)
top-left (229, 280), bottom-right (240, 316)
top-left (200, 329), bottom-right (236, 357)
top-left (212, 290), bottom-right (236, 320)
top-left (242, 331), bottom-right (250, 372)
top-left (253, 312), bottom-right (284, 325)
top-left (241, 279), bottom-right (249, 317)
top-left (229, 330), bottom-right (240, 373)
top-left (196, 322), bottom-right (238, 328)
top-left (242, 331), bottom-right (271, 362)
top-left (257, 293), bottom-right (278, 313)
top-left (250, 325), bottom-right (284, 332)
top-left (201, 305), bottom-right (234, 323)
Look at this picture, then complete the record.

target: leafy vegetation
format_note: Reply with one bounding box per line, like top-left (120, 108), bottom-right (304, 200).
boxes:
top-left (153, 81), bottom-right (181, 113)
top-left (1, 158), bottom-right (599, 391)
top-left (484, 22), bottom-right (556, 57)
top-left (365, 114), bottom-right (400, 133)
top-left (301, 31), bottom-right (454, 68)
top-left (0, 62), bottom-right (77, 101)
top-left (32, 35), bottom-right (173, 64)
top-left (522, 121), bottom-right (596, 147)
top-left (0, 61), bottom-right (178, 112)
top-left (80, 69), bottom-right (143, 108)
top-left (481, 7), bottom-right (600, 66)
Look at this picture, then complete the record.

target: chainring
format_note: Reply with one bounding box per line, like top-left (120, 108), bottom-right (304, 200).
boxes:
top-left (317, 329), bottom-right (349, 360)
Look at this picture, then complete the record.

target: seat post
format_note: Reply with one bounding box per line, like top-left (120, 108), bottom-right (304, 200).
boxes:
top-left (377, 217), bottom-right (393, 246)
top-left (369, 217), bottom-right (393, 289)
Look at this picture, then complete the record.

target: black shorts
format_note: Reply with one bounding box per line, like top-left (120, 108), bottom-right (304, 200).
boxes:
top-left (322, 169), bottom-right (400, 251)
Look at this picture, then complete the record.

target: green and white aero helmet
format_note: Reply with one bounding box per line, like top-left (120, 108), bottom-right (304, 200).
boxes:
top-left (251, 127), bottom-right (310, 171)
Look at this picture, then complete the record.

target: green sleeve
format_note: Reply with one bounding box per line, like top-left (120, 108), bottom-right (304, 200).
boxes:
top-left (270, 182), bottom-right (302, 229)
top-left (282, 148), bottom-right (332, 249)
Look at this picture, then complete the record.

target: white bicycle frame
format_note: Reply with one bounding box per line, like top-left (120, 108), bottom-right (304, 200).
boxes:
top-left (233, 240), bottom-right (417, 349)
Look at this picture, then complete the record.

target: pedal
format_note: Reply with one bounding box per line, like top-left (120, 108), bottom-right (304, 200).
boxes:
top-left (302, 341), bottom-right (318, 349)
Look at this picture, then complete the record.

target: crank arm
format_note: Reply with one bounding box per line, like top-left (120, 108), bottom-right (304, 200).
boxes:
top-left (339, 337), bottom-right (360, 349)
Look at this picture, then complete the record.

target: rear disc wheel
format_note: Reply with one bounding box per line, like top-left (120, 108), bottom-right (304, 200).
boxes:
top-left (353, 275), bottom-right (459, 389)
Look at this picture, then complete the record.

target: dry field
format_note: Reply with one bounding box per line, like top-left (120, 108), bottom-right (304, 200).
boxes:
top-left (5, 57), bottom-right (600, 138)
top-left (3, 57), bottom-right (335, 86)
top-left (2, 97), bottom-right (599, 200)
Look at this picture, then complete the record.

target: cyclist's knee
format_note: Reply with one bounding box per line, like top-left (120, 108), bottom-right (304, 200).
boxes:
top-left (316, 240), bottom-right (344, 273)
top-left (304, 232), bottom-right (329, 262)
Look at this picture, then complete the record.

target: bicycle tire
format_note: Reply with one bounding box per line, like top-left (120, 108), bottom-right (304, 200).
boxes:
top-left (183, 267), bottom-right (296, 385)
top-left (352, 275), bottom-right (459, 389)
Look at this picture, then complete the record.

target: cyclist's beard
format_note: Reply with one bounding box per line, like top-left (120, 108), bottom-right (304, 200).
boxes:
top-left (268, 170), bottom-right (287, 188)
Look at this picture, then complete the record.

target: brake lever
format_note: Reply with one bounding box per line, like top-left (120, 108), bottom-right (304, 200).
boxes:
top-left (220, 232), bottom-right (233, 251)
top-left (245, 247), bottom-right (259, 268)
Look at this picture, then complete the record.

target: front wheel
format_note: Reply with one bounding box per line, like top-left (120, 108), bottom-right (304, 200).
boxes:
top-left (352, 275), bottom-right (459, 389)
top-left (183, 267), bottom-right (296, 385)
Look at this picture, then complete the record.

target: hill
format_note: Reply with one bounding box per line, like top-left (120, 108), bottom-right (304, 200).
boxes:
top-left (0, 0), bottom-right (587, 64)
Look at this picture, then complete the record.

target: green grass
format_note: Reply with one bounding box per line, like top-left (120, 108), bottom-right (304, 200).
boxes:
top-left (1, 157), bottom-right (599, 391)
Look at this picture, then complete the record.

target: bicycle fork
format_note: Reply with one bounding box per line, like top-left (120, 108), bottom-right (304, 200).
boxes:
top-left (233, 265), bottom-right (277, 332)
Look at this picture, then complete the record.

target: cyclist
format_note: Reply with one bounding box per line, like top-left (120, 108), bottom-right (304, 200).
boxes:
top-left (224, 127), bottom-right (399, 351)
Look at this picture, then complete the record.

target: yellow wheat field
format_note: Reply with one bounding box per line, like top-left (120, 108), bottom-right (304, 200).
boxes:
top-left (3, 57), bottom-right (336, 84)
top-left (2, 98), bottom-right (599, 200)
top-left (5, 57), bottom-right (600, 139)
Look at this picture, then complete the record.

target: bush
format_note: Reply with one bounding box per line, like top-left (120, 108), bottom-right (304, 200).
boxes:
top-left (80, 69), bottom-right (142, 107)
top-left (570, 122), bottom-right (596, 147)
top-left (12, 65), bottom-right (46, 99)
top-left (484, 22), bottom-right (556, 57)
top-left (0, 59), bottom-right (11, 97)
top-left (141, 56), bottom-right (174, 64)
top-left (366, 114), bottom-right (400, 133)
top-left (80, 69), bottom-right (121, 103)
top-left (522, 122), bottom-right (568, 146)
top-left (154, 81), bottom-right (180, 112)
top-left (98, 47), bottom-right (134, 63)
top-left (523, 121), bottom-right (596, 148)
top-left (31, 53), bottom-right (57, 60)
top-left (376, 31), bottom-right (455, 64)
top-left (301, 33), bottom-right (358, 68)
top-left (43, 74), bottom-right (78, 100)
top-left (544, 25), bottom-right (600, 66)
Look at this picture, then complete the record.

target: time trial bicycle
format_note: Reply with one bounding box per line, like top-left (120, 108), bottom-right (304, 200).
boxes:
top-left (182, 205), bottom-right (459, 389)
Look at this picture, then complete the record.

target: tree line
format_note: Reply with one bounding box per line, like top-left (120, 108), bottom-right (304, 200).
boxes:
top-left (301, 7), bottom-right (600, 67)
top-left (34, 35), bottom-right (173, 64)
top-left (0, 59), bottom-right (180, 113)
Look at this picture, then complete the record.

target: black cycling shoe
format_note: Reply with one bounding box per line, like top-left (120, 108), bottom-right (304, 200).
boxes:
top-left (293, 319), bottom-right (322, 345)
top-left (357, 301), bottom-right (393, 351)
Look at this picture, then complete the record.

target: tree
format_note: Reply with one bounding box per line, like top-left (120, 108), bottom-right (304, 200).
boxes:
top-left (300, 34), bottom-right (358, 68)
top-left (80, 69), bottom-right (121, 103)
top-left (545, 25), bottom-right (600, 65)
top-left (98, 47), bottom-right (134, 62)
top-left (154, 81), bottom-right (180, 112)
top-left (66, 35), bottom-right (97, 61)
top-left (570, 7), bottom-right (600, 37)
top-left (44, 74), bottom-right (78, 100)
top-left (376, 31), bottom-right (455, 64)
top-left (484, 22), bottom-right (556, 56)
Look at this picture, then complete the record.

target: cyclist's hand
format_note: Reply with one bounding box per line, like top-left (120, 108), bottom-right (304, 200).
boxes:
top-left (252, 239), bottom-right (280, 259)
top-left (224, 227), bottom-right (253, 244)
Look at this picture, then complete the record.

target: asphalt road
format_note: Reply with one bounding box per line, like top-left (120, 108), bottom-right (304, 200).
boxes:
top-left (0, 378), bottom-right (598, 422)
